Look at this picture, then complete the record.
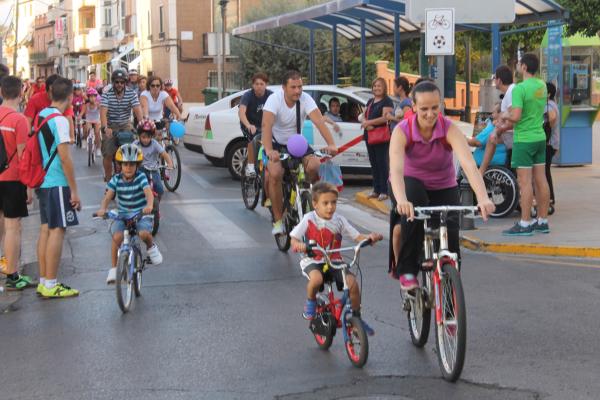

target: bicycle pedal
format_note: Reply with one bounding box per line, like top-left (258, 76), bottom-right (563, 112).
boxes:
top-left (145, 257), bottom-right (152, 265)
top-left (402, 298), bottom-right (411, 312)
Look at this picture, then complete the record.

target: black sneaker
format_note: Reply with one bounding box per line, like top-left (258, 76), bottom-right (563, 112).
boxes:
top-left (532, 221), bottom-right (550, 233)
top-left (502, 222), bottom-right (534, 236)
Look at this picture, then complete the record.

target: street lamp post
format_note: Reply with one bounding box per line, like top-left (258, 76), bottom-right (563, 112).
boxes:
top-left (218, 0), bottom-right (228, 100)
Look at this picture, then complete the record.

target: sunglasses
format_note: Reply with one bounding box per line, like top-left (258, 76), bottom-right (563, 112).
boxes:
top-left (150, 84), bottom-right (161, 88)
top-left (114, 80), bottom-right (126, 85)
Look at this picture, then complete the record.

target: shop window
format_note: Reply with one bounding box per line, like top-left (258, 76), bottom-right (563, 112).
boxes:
top-left (159, 6), bottom-right (164, 36)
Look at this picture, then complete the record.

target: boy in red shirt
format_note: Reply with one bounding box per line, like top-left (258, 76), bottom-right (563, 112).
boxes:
top-left (0, 76), bottom-right (34, 290)
top-left (25, 74), bottom-right (75, 142)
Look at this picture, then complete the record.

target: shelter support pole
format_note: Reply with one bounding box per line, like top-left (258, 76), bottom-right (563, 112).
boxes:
top-left (332, 24), bottom-right (338, 84)
top-left (492, 23), bottom-right (501, 72)
top-left (394, 13), bottom-right (400, 77)
top-left (309, 29), bottom-right (315, 84)
top-left (465, 36), bottom-right (471, 123)
top-left (361, 18), bottom-right (366, 87)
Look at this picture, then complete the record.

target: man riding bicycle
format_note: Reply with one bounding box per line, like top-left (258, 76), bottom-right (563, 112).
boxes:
top-left (238, 72), bottom-right (273, 177)
top-left (262, 70), bottom-right (338, 235)
top-left (100, 69), bottom-right (143, 182)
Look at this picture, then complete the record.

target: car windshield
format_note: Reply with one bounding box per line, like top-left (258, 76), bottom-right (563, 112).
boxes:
top-left (353, 90), bottom-right (373, 103)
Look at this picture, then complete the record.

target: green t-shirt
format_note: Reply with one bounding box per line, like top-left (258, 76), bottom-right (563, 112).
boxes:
top-left (511, 77), bottom-right (547, 143)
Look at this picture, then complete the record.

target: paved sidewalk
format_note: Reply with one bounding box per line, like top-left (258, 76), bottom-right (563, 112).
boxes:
top-left (356, 165), bottom-right (600, 258)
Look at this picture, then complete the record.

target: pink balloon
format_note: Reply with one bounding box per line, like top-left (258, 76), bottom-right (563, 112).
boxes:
top-left (287, 134), bottom-right (308, 158)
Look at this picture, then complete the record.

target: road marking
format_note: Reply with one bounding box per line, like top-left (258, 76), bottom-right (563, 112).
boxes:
top-left (182, 165), bottom-right (213, 189)
top-left (177, 204), bottom-right (258, 249)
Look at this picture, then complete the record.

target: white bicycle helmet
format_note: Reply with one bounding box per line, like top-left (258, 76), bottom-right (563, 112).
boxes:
top-left (115, 143), bottom-right (143, 163)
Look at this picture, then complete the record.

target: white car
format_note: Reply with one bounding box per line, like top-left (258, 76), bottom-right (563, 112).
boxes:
top-left (201, 85), bottom-right (474, 179)
top-left (183, 91), bottom-right (249, 165)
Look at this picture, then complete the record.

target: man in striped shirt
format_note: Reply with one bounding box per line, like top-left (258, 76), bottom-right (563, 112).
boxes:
top-left (100, 69), bottom-right (143, 182)
top-left (96, 143), bottom-right (162, 284)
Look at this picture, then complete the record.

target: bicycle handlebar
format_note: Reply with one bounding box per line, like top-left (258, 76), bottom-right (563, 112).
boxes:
top-left (92, 209), bottom-right (144, 222)
top-left (306, 238), bottom-right (373, 268)
top-left (278, 150), bottom-right (330, 162)
top-left (413, 206), bottom-right (480, 220)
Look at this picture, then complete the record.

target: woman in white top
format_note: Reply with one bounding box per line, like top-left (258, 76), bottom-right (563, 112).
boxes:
top-left (140, 76), bottom-right (182, 123)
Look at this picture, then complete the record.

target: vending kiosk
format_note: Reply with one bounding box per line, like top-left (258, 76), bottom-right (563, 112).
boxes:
top-left (542, 31), bottom-right (600, 165)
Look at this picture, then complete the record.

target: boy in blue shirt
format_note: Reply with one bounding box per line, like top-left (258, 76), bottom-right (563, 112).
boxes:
top-left (96, 143), bottom-right (163, 284)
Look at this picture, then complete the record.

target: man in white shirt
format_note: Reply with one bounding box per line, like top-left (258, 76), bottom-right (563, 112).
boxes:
top-left (262, 70), bottom-right (337, 235)
top-left (479, 64), bottom-right (516, 173)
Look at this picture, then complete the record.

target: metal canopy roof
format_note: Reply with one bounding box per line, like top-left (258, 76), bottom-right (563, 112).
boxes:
top-left (232, 0), bottom-right (568, 40)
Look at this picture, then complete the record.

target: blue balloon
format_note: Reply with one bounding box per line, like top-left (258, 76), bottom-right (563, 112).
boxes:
top-left (170, 121), bottom-right (186, 138)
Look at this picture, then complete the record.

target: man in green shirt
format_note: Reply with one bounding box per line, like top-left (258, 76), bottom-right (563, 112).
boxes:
top-left (501, 53), bottom-right (551, 236)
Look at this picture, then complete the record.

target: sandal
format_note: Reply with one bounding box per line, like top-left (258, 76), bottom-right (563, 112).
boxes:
top-left (367, 191), bottom-right (379, 199)
top-left (377, 194), bottom-right (389, 201)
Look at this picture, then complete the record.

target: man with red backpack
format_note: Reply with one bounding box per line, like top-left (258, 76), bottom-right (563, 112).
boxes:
top-left (0, 76), bottom-right (35, 290)
top-left (33, 77), bottom-right (80, 298)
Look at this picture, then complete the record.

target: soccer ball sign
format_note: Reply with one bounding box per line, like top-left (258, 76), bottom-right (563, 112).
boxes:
top-left (433, 35), bottom-right (446, 49)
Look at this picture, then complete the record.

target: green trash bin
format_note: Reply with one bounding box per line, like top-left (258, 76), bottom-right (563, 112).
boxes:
top-left (202, 87), bottom-right (219, 105)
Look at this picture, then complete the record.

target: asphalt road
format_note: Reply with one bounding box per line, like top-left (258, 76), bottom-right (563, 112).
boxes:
top-left (1, 147), bottom-right (599, 400)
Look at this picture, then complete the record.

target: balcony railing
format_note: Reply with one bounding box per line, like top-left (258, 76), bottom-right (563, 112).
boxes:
top-left (30, 51), bottom-right (49, 64)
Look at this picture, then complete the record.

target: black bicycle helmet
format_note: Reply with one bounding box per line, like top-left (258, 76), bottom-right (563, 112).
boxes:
top-left (111, 69), bottom-right (128, 82)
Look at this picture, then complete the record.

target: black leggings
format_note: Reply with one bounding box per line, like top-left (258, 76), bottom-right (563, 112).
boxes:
top-left (545, 145), bottom-right (556, 203)
top-left (390, 177), bottom-right (460, 278)
top-left (366, 141), bottom-right (389, 195)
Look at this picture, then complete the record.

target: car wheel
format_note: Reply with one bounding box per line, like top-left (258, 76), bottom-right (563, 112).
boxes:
top-left (205, 155), bottom-right (226, 167)
top-left (226, 141), bottom-right (247, 180)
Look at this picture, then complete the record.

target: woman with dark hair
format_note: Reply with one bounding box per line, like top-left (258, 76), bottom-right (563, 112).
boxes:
top-left (388, 76), bottom-right (413, 131)
top-left (140, 76), bottom-right (182, 122)
top-left (388, 81), bottom-right (494, 290)
top-left (362, 77), bottom-right (394, 201)
top-left (544, 82), bottom-right (559, 207)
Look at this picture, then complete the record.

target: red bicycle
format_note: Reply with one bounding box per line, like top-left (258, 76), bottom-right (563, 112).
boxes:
top-left (307, 238), bottom-right (373, 368)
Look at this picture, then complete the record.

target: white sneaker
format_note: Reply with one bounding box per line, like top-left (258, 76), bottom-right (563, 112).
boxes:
top-left (147, 244), bottom-right (163, 265)
top-left (96, 148), bottom-right (102, 158)
top-left (82, 141), bottom-right (87, 150)
top-left (106, 267), bottom-right (117, 284)
top-left (245, 164), bottom-right (256, 177)
top-left (271, 220), bottom-right (285, 235)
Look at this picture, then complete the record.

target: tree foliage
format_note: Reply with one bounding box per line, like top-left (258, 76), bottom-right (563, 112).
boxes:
top-left (558, 0), bottom-right (600, 37)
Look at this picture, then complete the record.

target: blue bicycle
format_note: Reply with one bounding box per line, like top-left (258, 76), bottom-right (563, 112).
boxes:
top-left (94, 210), bottom-right (150, 313)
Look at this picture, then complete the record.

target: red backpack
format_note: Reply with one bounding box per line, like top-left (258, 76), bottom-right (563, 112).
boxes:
top-left (19, 113), bottom-right (61, 188)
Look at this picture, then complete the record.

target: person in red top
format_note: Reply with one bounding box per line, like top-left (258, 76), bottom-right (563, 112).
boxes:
top-left (164, 79), bottom-right (183, 113)
top-left (87, 71), bottom-right (101, 89)
top-left (25, 74), bottom-right (75, 142)
top-left (0, 76), bottom-right (35, 290)
top-left (31, 76), bottom-right (46, 96)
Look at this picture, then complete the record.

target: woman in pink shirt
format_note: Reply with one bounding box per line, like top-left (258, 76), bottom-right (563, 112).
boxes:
top-left (388, 81), bottom-right (494, 290)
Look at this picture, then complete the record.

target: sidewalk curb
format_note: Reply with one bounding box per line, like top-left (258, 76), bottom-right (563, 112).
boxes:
top-left (354, 190), bottom-right (600, 259)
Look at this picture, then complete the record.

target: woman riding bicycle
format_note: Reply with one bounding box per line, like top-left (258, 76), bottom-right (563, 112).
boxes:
top-left (140, 76), bottom-right (182, 130)
top-left (388, 81), bottom-right (494, 290)
top-left (84, 87), bottom-right (102, 157)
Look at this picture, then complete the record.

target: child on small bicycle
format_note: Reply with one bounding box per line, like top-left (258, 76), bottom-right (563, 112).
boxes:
top-left (84, 88), bottom-right (101, 156)
top-left (290, 182), bottom-right (382, 335)
top-left (133, 120), bottom-right (174, 197)
top-left (95, 143), bottom-right (163, 284)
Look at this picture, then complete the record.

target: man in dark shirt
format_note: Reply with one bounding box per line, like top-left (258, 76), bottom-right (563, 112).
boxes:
top-left (238, 72), bottom-right (273, 177)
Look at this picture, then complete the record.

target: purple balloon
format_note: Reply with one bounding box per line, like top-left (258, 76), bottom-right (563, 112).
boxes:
top-left (287, 134), bottom-right (308, 158)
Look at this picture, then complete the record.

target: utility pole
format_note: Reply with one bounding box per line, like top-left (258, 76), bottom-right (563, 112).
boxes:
top-left (12, 0), bottom-right (19, 75)
top-left (218, 0), bottom-right (228, 99)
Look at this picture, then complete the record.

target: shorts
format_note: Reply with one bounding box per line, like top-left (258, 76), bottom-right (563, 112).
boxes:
top-left (511, 140), bottom-right (546, 169)
top-left (102, 124), bottom-right (134, 158)
top-left (263, 140), bottom-right (315, 168)
top-left (142, 170), bottom-right (164, 195)
top-left (241, 127), bottom-right (260, 142)
top-left (110, 215), bottom-right (154, 236)
top-left (302, 263), bottom-right (345, 292)
top-left (0, 181), bottom-right (28, 218)
top-left (38, 187), bottom-right (79, 229)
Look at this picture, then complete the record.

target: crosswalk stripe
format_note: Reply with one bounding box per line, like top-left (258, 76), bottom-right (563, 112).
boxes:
top-left (176, 204), bottom-right (259, 249)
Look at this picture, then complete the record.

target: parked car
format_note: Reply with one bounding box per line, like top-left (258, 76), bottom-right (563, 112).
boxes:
top-left (183, 91), bottom-right (247, 166)
top-left (201, 85), bottom-right (475, 179)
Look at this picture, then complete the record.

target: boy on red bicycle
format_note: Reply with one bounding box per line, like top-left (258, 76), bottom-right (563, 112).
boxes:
top-left (290, 182), bottom-right (382, 335)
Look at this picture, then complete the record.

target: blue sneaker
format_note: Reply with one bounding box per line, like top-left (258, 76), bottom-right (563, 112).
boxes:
top-left (361, 319), bottom-right (375, 336)
top-left (502, 222), bottom-right (534, 236)
top-left (532, 221), bottom-right (550, 233)
top-left (303, 299), bottom-right (316, 320)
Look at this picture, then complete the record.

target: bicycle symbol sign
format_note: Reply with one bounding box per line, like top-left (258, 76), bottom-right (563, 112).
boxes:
top-left (425, 8), bottom-right (455, 56)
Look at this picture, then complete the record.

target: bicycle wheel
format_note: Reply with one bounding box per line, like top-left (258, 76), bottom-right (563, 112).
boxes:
top-left (151, 204), bottom-right (160, 236)
top-left (435, 263), bottom-right (467, 382)
top-left (345, 316), bottom-right (369, 368)
top-left (311, 304), bottom-right (335, 350)
top-left (116, 251), bottom-right (134, 313)
top-left (241, 160), bottom-right (260, 210)
top-left (300, 191), bottom-right (313, 216)
top-left (484, 166), bottom-right (519, 218)
top-left (133, 250), bottom-right (143, 297)
top-left (162, 145), bottom-right (181, 192)
top-left (407, 271), bottom-right (432, 347)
